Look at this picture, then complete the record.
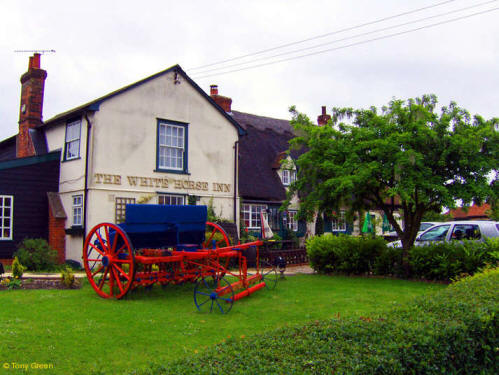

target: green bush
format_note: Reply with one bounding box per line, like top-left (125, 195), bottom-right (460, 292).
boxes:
top-left (14, 238), bottom-right (58, 271)
top-left (11, 256), bottom-right (26, 278)
top-left (61, 267), bottom-right (75, 288)
top-left (136, 267), bottom-right (499, 375)
top-left (409, 240), bottom-right (499, 281)
top-left (306, 233), bottom-right (387, 274)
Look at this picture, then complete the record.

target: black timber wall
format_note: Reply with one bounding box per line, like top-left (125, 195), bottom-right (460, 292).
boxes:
top-left (0, 152), bottom-right (60, 259)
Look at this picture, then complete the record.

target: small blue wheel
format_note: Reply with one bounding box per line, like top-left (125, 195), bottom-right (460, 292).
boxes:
top-left (194, 277), bottom-right (234, 314)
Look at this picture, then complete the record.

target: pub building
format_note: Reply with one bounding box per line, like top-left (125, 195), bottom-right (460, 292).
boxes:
top-left (1, 54), bottom-right (244, 263)
top-left (0, 54), bottom-right (361, 265)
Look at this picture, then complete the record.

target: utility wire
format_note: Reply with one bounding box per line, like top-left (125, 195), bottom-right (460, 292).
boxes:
top-left (192, 7), bottom-right (498, 80)
top-left (187, 0), bottom-right (458, 72)
top-left (191, 0), bottom-right (497, 76)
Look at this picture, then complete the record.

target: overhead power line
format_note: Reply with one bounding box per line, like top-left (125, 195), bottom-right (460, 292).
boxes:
top-left (191, 6), bottom-right (499, 80)
top-left (191, 0), bottom-right (497, 77)
top-left (187, 0), bottom-right (458, 72)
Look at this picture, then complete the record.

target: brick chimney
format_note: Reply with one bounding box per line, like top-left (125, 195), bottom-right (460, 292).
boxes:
top-left (17, 53), bottom-right (47, 158)
top-left (210, 84), bottom-right (232, 112)
top-left (317, 106), bottom-right (331, 126)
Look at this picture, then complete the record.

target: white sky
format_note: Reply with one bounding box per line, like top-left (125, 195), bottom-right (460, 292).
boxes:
top-left (1, 0), bottom-right (498, 140)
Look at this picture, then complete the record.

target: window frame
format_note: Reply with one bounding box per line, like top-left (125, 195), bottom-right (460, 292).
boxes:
top-left (64, 118), bottom-right (82, 161)
top-left (0, 195), bottom-right (13, 241)
top-left (331, 210), bottom-right (347, 231)
top-left (281, 169), bottom-right (296, 186)
top-left (72, 195), bottom-right (83, 227)
top-left (241, 204), bottom-right (268, 230)
top-left (158, 193), bottom-right (185, 206)
top-left (287, 210), bottom-right (298, 231)
top-left (156, 119), bottom-right (189, 174)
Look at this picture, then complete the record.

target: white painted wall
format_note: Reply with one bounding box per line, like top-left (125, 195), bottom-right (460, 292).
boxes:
top-left (45, 69), bottom-right (240, 262)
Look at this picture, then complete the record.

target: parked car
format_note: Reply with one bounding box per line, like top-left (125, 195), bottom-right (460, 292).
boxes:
top-left (383, 222), bottom-right (440, 242)
top-left (387, 221), bottom-right (499, 248)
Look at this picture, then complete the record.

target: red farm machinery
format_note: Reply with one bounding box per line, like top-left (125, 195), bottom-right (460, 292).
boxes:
top-left (82, 204), bottom-right (278, 313)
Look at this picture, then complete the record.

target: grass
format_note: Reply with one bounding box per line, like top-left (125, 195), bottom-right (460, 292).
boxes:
top-left (0, 274), bottom-right (445, 374)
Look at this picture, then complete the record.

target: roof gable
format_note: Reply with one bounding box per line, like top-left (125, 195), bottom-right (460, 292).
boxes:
top-left (44, 65), bottom-right (245, 135)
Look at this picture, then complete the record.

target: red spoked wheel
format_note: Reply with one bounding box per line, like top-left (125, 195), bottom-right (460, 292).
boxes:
top-left (203, 222), bottom-right (231, 249)
top-left (83, 223), bottom-right (135, 299)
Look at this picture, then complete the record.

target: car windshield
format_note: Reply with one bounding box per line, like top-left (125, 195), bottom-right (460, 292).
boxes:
top-left (419, 224), bottom-right (451, 241)
top-left (419, 222), bottom-right (435, 231)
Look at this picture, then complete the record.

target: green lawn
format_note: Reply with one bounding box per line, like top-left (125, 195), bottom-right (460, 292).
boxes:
top-left (0, 275), bottom-right (445, 374)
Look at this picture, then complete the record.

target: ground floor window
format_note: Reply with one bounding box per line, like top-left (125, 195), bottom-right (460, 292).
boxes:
top-left (332, 210), bottom-right (346, 231)
top-left (158, 194), bottom-right (185, 206)
top-left (242, 204), bottom-right (267, 229)
top-left (72, 195), bottom-right (83, 226)
top-left (287, 210), bottom-right (298, 231)
top-left (0, 195), bottom-right (13, 240)
top-left (115, 197), bottom-right (136, 223)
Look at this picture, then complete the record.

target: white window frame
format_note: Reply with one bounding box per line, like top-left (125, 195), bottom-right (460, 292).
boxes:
top-left (158, 122), bottom-right (186, 171)
top-left (281, 169), bottom-right (296, 186)
top-left (72, 195), bottom-right (83, 226)
top-left (64, 119), bottom-right (82, 160)
top-left (242, 204), bottom-right (267, 230)
top-left (332, 210), bottom-right (347, 231)
top-left (0, 195), bottom-right (13, 240)
top-left (158, 194), bottom-right (185, 206)
top-left (287, 210), bottom-right (298, 231)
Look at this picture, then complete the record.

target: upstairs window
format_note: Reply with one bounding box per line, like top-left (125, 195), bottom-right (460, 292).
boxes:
top-left (0, 195), bottom-right (13, 240)
top-left (64, 119), bottom-right (81, 160)
top-left (281, 169), bottom-right (296, 186)
top-left (157, 120), bottom-right (188, 173)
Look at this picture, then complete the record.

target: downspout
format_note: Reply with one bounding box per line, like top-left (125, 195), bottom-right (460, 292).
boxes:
top-left (83, 114), bottom-right (92, 248)
top-left (233, 140), bottom-right (239, 226)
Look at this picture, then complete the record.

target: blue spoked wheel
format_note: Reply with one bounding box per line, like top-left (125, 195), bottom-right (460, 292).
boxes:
top-left (259, 259), bottom-right (278, 290)
top-left (194, 277), bottom-right (234, 314)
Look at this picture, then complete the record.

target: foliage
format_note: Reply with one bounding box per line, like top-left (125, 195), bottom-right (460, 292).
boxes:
top-left (285, 95), bottom-right (499, 256)
top-left (14, 238), bottom-right (58, 271)
top-left (421, 209), bottom-right (451, 222)
top-left (306, 234), bottom-right (498, 281)
top-left (140, 268), bottom-right (499, 375)
top-left (11, 256), bottom-right (26, 278)
top-left (0, 277), bottom-right (22, 289)
top-left (409, 239), bottom-right (499, 281)
top-left (61, 267), bottom-right (76, 288)
top-left (306, 233), bottom-right (387, 274)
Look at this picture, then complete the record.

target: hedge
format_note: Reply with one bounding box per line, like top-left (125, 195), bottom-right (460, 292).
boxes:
top-left (306, 234), bottom-right (499, 281)
top-left (132, 267), bottom-right (499, 375)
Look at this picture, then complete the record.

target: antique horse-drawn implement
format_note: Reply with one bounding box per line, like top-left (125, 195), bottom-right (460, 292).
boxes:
top-left (83, 204), bottom-right (277, 313)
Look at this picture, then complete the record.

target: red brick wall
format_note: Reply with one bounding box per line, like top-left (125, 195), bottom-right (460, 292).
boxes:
top-left (48, 208), bottom-right (66, 264)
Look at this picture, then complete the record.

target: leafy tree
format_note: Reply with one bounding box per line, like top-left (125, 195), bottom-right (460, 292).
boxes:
top-left (285, 95), bottom-right (498, 269)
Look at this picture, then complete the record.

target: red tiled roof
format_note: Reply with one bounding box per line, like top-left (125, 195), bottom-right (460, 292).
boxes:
top-left (449, 203), bottom-right (491, 219)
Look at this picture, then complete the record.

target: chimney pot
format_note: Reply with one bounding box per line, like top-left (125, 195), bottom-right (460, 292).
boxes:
top-left (209, 84), bottom-right (232, 112)
top-left (321, 106), bottom-right (326, 115)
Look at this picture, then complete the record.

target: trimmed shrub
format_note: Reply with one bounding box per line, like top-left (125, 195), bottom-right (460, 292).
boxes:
top-left (136, 268), bottom-right (499, 375)
top-left (409, 239), bottom-right (499, 281)
top-left (14, 238), bottom-right (58, 271)
top-left (306, 233), bottom-right (387, 274)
